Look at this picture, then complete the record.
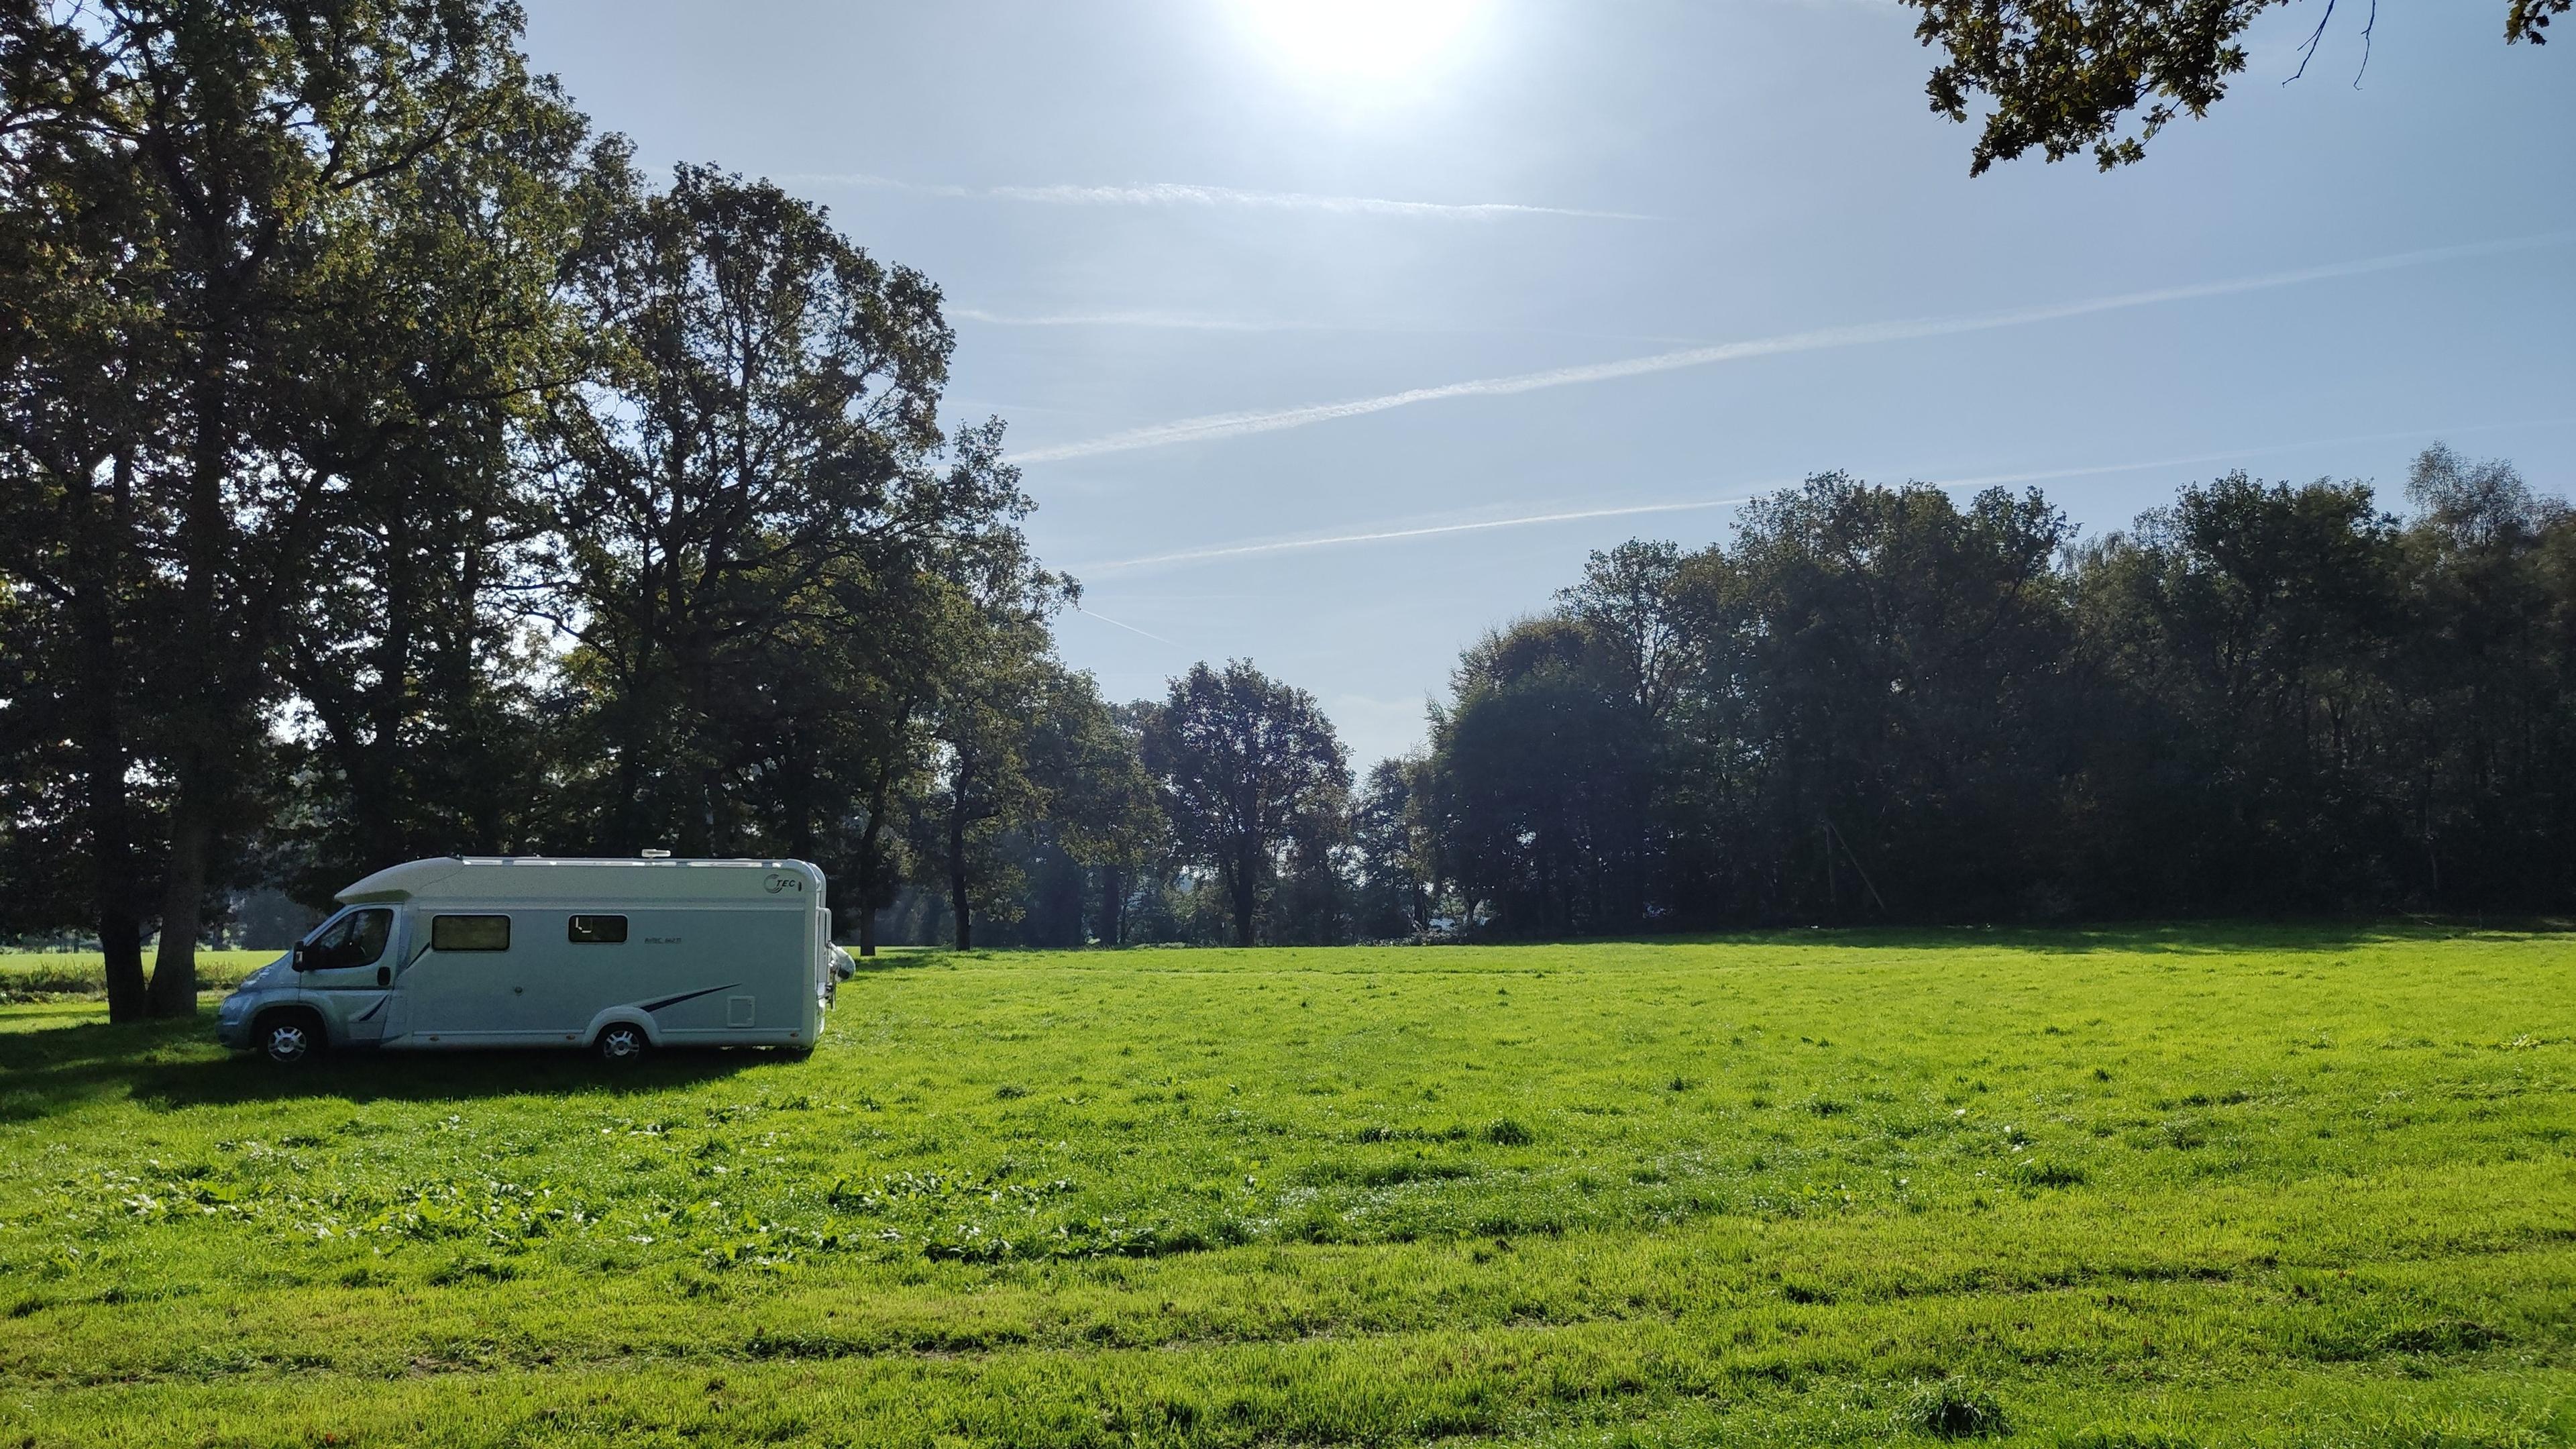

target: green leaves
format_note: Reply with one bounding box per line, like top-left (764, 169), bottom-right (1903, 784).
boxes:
top-left (1140, 661), bottom-right (1353, 947)
top-left (1905, 1), bottom-right (2562, 175)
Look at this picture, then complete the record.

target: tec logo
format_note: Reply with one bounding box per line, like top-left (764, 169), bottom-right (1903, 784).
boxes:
top-left (763, 872), bottom-right (805, 895)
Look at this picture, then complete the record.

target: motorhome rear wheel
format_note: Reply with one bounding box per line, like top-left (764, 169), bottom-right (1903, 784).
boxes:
top-left (595, 1022), bottom-right (650, 1063)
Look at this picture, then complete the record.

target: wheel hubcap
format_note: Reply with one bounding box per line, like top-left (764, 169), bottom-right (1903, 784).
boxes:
top-left (604, 1029), bottom-right (639, 1057)
top-left (266, 1025), bottom-right (307, 1061)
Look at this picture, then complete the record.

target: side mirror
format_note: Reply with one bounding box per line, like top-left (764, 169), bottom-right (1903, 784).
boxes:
top-left (290, 943), bottom-right (310, 972)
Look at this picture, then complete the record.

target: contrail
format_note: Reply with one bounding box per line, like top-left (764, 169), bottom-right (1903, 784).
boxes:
top-left (1014, 231), bottom-right (2576, 465)
top-left (1074, 415), bottom-right (2576, 578)
top-left (1081, 496), bottom-right (1769, 576)
top-left (780, 173), bottom-right (1650, 222)
top-left (1071, 604), bottom-right (1179, 646)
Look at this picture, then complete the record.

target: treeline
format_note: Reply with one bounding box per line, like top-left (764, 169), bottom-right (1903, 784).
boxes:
top-left (1403, 455), bottom-right (2576, 933)
top-left (935, 449), bottom-right (2576, 947)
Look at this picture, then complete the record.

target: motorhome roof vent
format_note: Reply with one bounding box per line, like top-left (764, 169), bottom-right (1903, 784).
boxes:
top-left (639, 849), bottom-right (672, 859)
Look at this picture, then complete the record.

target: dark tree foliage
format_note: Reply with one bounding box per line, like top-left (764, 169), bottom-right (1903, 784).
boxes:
top-left (2394, 446), bottom-right (2576, 906)
top-left (539, 160), bottom-right (955, 857)
top-left (0, 4), bottom-right (1161, 971)
top-left (2072, 472), bottom-right (2407, 909)
top-left (1720, 478), bottom-right (2080, 919)
top-left (0, 0), bottom-right (588, 1016)
top-left (1438, 615), bottom-right (1657, 936)
top-left (915, 606), bottom-right (1137, 953)
top-left (1428, 458), bottom-right (2576, 934)
top-left (1904, 0), bottom-right (2564, 175)
top-left (1020, 672), bottom-right (1164, 937)
top-left (1350, 753), bottom-right (1440, 939)
top-left (1139, 661), bottom-right (1351, 947)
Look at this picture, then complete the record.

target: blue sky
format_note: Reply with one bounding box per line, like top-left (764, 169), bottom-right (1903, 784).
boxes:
top-left (522, 0), bottom-right (2576, 765)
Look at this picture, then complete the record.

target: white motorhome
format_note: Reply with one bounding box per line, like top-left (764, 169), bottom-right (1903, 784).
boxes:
top-left (217, 856), bottom-right (839, 1065)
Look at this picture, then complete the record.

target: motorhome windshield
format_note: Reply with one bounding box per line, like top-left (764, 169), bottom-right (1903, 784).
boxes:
top-left (305, 908), bottom-right (392, 971)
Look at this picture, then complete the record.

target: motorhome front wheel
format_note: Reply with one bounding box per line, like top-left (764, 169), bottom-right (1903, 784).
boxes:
top-left (258, 1011), bottom-right (321, 1066)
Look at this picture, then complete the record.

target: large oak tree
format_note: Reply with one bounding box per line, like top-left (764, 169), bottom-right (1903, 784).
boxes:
top-left (1140, 661), bottom-right (1350, 948)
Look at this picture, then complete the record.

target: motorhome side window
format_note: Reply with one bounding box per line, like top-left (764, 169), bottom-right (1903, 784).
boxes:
top-left (431, 914), bottom-right (511, 951)
top-left (568, 914), bottom-right (627, 944)
top-left (307, 908), bottom-right (392, 970)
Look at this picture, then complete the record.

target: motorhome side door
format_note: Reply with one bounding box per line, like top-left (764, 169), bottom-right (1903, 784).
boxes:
top-left (294, 906), bottom-right (398, 1046)
top-left (396, 912), bottom-right (518, 1044)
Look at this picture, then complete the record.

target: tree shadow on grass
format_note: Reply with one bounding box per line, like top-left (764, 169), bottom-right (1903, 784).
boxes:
top-left (842, 947), bottom-right (969, 971)
top-left (1568, 918), bottom-right (2567, 957)
top-left (0, 1014), bottom-right (773, 1124)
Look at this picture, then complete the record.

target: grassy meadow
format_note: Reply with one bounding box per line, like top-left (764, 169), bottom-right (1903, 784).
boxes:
top-left (0, 950), bottom-right (277, 1002)
top-left (0, 926), bottom-right (2570, 1446)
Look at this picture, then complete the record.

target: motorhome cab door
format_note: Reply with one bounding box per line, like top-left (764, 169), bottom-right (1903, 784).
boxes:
top-left (296, 906), bottom-right (400, 1046)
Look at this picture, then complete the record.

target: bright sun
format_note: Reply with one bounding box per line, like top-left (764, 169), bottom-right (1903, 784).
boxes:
top-left (1233, 0), bottom-right (1487, 84)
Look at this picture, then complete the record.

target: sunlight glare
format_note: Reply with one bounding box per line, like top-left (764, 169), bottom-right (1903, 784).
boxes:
top-left (1234, 0), bottom-right (1487, 84)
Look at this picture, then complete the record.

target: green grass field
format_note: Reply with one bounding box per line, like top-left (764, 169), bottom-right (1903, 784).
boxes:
top-left (0, 950), bottom-right (278, 1002)
top-left (1, 926), bottom-right (2570, 1447)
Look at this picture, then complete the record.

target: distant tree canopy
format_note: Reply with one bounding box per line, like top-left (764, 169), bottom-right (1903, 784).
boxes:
top-left (1138, 661), bottom-right (1351, 949)
top-left (1903, 0), bottom-right (2567, 174)
top-left (1419, 451), bottom-right (2576, 934)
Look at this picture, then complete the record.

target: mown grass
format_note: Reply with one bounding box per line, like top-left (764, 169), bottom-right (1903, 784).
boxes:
top-left (0, 924), bottom-right (2570, 1446)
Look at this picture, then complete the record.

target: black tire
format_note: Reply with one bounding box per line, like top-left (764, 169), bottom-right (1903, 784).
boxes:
top-left (595, 1022), bottom-right (651, 1064)
top-left (255, 1010), bottom-right (325, 1067)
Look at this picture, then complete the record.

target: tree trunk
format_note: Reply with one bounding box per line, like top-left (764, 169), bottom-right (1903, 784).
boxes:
top-left (1098, 861), bottom-right (1125, 947)
top-left (82, 670), bottom-right (148, 1022)
top-left (948, 786), bottom-right (972, 949)
top-left (1230, 843), bottom-right (1258, 947)
top-left (853, 760), bottom-right (896, 957)
top-left (70, 455), bottom-right (146, 1022)
top-left (148, 810), bottom-right (210, 1016)
top-left (150, 375), bottom-right (232, 1020)
top-left (610, 684), bottom-right (649, 853)
top-left (358, 524), bottom-right (412, 863)
top-left (694, 762), bottom-right (722, 857)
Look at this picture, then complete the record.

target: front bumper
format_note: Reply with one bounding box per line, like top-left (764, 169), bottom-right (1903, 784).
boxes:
top-left (215, 995), bottom-right (253, 1050)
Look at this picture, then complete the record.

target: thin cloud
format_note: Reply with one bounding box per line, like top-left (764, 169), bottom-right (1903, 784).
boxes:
top-left (1075, 416), bottom-right (2576, 578)
top-left (1015, 231), bottom-right (2576, 465)
top-left (780, 172), bottom-right (1650, 222)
